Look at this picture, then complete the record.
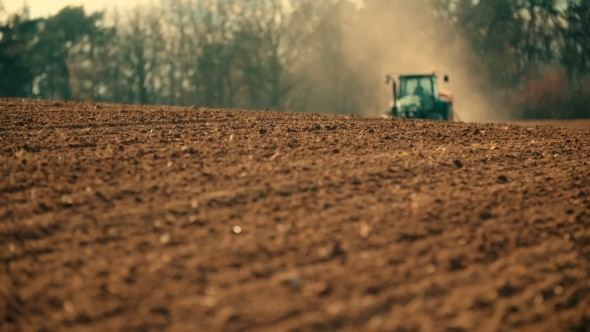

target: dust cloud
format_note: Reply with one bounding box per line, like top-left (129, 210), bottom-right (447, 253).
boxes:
top-left (340, 0), bottom-right (503, 122)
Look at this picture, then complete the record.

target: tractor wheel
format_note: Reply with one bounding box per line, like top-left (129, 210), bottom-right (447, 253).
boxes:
top-left (427, 112), bottom-right (444, 121)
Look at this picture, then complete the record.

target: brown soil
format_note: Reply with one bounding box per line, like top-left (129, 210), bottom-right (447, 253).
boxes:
top-left (507, 119), bottom-right (590, 130)
top-left (1, 97), bottom-right (589, 332)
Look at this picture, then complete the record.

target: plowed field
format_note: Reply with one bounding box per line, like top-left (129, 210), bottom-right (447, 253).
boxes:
top-left (1, 98), bottom-right (589, 332)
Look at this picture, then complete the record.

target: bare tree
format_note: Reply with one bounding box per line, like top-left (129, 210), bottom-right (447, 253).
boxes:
top-left (118, 5), bottom-right (164, 104)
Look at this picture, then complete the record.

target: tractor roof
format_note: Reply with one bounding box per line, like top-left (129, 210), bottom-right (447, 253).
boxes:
top-left (399, 73), bottom-right (437, 79)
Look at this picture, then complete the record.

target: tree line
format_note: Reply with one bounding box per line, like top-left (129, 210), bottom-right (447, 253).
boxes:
top-left (1, 0), bottom-right (589, 120)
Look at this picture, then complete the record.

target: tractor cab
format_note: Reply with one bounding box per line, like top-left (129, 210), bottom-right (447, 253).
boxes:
top-left (385, 71), bottom-right (453, 121)
top-left (399, 75), bottom-right (437, 99)
top-left (399, 75), bottom-right (438, 113)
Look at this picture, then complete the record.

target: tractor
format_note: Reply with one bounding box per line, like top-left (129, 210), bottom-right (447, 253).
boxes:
top-left (383, 71), bottom-right (455, 121)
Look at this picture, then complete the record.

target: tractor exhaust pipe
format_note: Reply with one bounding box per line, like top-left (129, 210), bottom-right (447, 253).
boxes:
top-left (385, 75), bottom-right (398, 117)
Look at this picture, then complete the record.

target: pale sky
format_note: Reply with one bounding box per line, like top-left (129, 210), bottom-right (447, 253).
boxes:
top-left (4, 0), bottom-right (365, 18)
top-left (4, 0), bottom-right (146, 18)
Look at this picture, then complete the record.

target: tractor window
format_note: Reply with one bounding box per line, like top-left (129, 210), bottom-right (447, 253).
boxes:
top-left (401, 77), bottom-right (434, 97)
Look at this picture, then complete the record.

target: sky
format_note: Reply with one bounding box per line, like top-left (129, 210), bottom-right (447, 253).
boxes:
top-left (4, 0), bottom-right (145, 18)
top-left (3, 0), bottom-right (366, 18)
